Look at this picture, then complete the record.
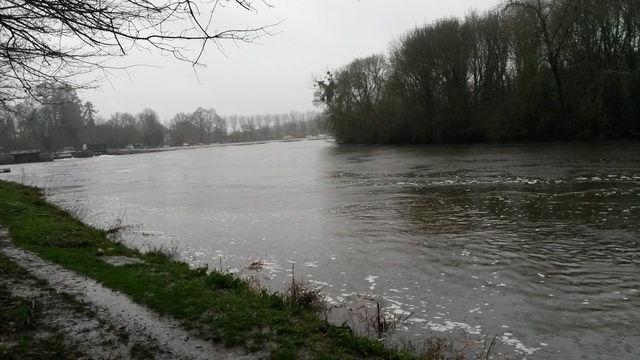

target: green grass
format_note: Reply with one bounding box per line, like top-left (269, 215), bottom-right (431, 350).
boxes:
top-left (0, 180), bottom-right (416, 359)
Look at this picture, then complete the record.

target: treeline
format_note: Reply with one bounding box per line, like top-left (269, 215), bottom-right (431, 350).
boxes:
top-left (315, 0), bottom-right (640, 144)
top-left (225, 112), bottom-right (322, 143)
top-left (0, 86), bottom-right (321, 152)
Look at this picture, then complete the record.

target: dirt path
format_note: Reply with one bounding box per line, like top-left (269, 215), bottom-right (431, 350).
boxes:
top-left (0, 228), bottom-right (265, 360)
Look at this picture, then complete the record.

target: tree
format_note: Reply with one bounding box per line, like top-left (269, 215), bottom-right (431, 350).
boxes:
top-left (0, 108), bottom-right (17, 149)
top-left (315, 54), bottom-right (390, 143)
top-left (466, 10), bottom-right (516, 140)
top-left (82, 102), bottom-right (97, 126)
top-left (168, 112), bottom-right (197, 145)
top-left (0, 0), bottom-right (276, 110)
top-left (212, 111), bottom-right (227, 143)
top-left (18, 85), bottom-right (86, 150)
top-left (315, 0), bottom-right (639, 144)
top-left (138, 108), bottom-right (165, 147)
top-left (101, 112), bottom-right (140, 148)
top-left (386, 19), bottom-right (476, 143)
top-left (191, 107), bottom-right (223, 144)
top-left (504, 0), bottom-right (584, 116)
top-left (563, 0), bottom-right (640, 137)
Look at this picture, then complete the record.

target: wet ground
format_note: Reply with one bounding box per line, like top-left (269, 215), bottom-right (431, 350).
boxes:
top-left (0, 227), bottom-right (264, 360)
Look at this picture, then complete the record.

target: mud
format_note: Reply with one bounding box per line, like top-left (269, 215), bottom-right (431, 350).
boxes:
top-left (0, 228), bottom-right (265, 360)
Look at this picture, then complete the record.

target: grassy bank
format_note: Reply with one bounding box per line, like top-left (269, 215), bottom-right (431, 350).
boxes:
top-left (0, 180), bottom-right (419, 359)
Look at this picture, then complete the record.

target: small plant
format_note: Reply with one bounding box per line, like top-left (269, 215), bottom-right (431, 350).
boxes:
top-left (105, 206), bottom-right (132, 234)
top-left (204, 270), bottom-right (247, 290)
top-left (143, 242), bottom-right (180, 262)
top-left (284, 264), bottom-right (327, 313)
top-left (358, 301), bottom-right (412, 340)
top-left (400, 330), bottom-right (517, 360)
top-left (422, 337), bottom-right (464, 360)
top-left (475, 333), bottom-right (517, 360)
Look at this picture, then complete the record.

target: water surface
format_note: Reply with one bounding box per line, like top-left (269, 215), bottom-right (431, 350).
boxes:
top-left (5, 140), bottom-right (639, 359)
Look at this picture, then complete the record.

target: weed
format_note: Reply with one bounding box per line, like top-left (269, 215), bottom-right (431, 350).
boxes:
top-left (399, 331), bottom-right (519, 360)
top-left (204, 270), bottom-right (247, 290)
top-left (473, 335), bottom-right (497, 360)
top-left (143, 242), bottom-right (181, 262)
top-left (421, 337), bottom-right (465, 360)
top-left (368, 301), bottom-right (413, 340)
top-left (285, 264), bottom-right (327, 314)
top-left (105, 205), bottom-right (129, 234)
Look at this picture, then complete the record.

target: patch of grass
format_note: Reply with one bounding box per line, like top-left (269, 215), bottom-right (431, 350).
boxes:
top-left (143, 242), bottom-right (181, 263)
top-left (0, 332), bottom-right (77, 360)
top-left (1, 180), bottom-right (451, 359)
top-left (130, 343), bottom-right (155, 360)
top-left (0, 253), bottom-right (80, 359)
top-left (0, 287), bottom-right (35, 335)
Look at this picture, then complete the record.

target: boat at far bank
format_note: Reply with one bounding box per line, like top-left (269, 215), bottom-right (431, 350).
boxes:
top-left (54, 147), bottom-right (75, 159)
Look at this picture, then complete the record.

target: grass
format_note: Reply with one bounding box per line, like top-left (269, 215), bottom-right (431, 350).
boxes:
top-left (0, 253), bottom-right (80, 359)
top-left (0, 180), bottom-right (416, 359)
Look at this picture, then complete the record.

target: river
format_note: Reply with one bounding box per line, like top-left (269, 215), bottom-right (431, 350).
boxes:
top-left (3, 140), bottom-right (639, 359)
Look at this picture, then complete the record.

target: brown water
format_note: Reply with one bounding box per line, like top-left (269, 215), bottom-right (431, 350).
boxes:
top-left (5, 140), bottom-right (639, 359)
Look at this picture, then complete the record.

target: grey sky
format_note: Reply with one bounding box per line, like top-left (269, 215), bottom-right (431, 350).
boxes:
top-left (80, 0), bottom-right (501, 123)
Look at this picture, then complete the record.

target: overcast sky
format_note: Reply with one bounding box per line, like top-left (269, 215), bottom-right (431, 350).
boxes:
top-left (80, 0), bottom-right (501, 123)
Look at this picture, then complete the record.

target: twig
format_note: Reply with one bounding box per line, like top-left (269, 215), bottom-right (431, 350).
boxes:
top-left (0, 208), bottom-right (27, 216)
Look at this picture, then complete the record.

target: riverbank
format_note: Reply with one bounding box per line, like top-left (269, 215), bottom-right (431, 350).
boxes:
top-left (0, 179), bottom-right (421, 359)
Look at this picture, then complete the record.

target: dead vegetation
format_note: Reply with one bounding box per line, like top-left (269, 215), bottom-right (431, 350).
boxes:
top-left (284, 264), bottom-right (327, 314)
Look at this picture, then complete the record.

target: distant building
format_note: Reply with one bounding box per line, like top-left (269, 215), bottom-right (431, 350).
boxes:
top-left (10, 149), bottom-right (41, 164)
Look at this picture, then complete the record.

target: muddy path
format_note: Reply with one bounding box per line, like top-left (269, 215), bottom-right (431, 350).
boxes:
top-left (0, 228), bottom-right (265, 360)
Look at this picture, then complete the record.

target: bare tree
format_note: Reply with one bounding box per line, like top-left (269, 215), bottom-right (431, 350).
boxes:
top-left (0, 0), bottom-right (277, 109)
top-left (315, 54), bottom-right (392, 143)
top-left (503, 0), bottom-right (584, 112)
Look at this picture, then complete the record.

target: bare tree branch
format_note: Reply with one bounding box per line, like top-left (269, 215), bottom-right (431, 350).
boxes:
top-left (0, 0), bottom-right (279, 109)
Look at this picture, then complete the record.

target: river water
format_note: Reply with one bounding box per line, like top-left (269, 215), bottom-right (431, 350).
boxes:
top-left (4, 140), bottom-right (639, 359)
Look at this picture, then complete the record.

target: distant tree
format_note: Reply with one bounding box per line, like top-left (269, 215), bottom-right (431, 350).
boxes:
top-left (272, 114), bottom-right (283, 139)
top-left (13, 100), bottom-right (41, 149)
top-left (212, 111), bottom-right (227, 143)
top-left (315, 0), bottom-right (640, 144)
top-left (315, 54), bottom-right (390, 143)
top-left (563, 0), bottom-right (640, 137)
top-left (23, 85), bottom-right (86, 150)
top-left (0, 108), bottom-right (17, 149)
top-left (504, 0), bottom-right (584, 116)
top-left (138, 109), bottom-right (165, 147)
top-left (242, 117), bottom-right (258, 141)
top-left (82, 102), bottom-right (97, 126)
top-left (101, 112), bottom-right (140, 148)
top-left (191, 107), bottom-right (224, 144)
top-left (465, 10), bottom-right (513, 140)
top-left (168, 112), bottom-right (197, 145)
